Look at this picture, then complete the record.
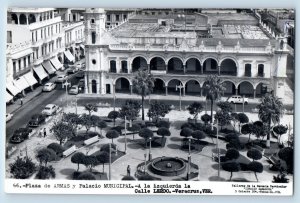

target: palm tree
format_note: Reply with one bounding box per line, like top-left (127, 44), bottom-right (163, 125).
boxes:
top-left (132, 70), bottom-right (154, 120)
top-left (257, 93), bottom-right (283, 148)
top-left (204, 75), bottom-right (225, 125)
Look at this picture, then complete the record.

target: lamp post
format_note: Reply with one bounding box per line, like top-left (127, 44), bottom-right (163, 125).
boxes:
top-left (176, 83), bottom-right (184, 111)
top-left (187, 138), bottom-right (191, 180)
top-left (144, 153), bottom-right (147, 174)
top-left (213, 119), bottom-right (221, 178)
top-left (242, 95), bottom-right (245, 113)
top-left (124, 116), bottom-right (128, 154)
top-left (148, 137), bottom-right (152, 161)
top-left (113, 91), bottom-right (116, 111)
top-left (109, 143), bottom-right (112, 180)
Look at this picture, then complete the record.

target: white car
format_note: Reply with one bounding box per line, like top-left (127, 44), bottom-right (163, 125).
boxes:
top-left (41, 104), bottom-right (59, 116)
top-left (55, 75), bottom-right (68, 83)
top-left (43, 82), bottom-right (56, 92)
top-left (6, 113), bottom-right (13, 122)
top-left (227, 95), bottom-right (248, 104)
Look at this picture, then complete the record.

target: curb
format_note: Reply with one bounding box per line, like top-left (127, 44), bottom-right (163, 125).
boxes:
top-left (10, 90), bottom-right (43, 115)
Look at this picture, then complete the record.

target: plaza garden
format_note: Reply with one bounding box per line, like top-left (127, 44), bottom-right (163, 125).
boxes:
top-left (6, 72), bottom-right (294, 182)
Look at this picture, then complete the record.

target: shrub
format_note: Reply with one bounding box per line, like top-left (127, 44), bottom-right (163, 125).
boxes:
top-left (101, 143), bottom-right (117, 153)
top-left (248, 161), bottom-right (263, 182)
top-left (225, 149), bottom-right (240, 160)
top-left (156, 120), bottom-right (170, 129)
top-left (106, 130), bottom-right (120, 143)
top-left (47, 143), bottom-right (65, 155)
top-left (35, 165), bottom-right (56, 179)
top-left (180, 127), bottom-right (193, 139)
top-left (71, 152), bottom-right (86, 172)
top-left (247, 149), bottom-right (262, 161)
top-left (9, 156), bottom-right (36, 179)
top-left (36, 148), bottom-right (57, 166)
top-left (222, 161), bottom-right (241, 181)
top-left (201, 114), bottom-right (211, 125)
top-left (77, 172), bottom-right (96, 180)
top-left (278, 147), bottom-right (293, 174)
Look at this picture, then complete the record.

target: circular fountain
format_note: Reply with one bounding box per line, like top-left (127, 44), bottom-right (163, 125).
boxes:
top-left (150, 157), bottom-right (186, 176)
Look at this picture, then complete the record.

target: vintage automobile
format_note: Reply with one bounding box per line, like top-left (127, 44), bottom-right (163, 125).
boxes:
top-left (27, 114), bottom-right (46, 127)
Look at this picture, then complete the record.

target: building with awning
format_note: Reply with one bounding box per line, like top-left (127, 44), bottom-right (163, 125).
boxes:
top-left (6, 91), bottom-right (13, 103)
top-left (13, 76), bottom-right (30, 92)
top-left (42, 60), bottom-right (56, 75)
top-left (23, 71), bottom-right (38, 87)
top-left (33, 65), bottom-right (48, 82)
top-left (6, 81), bottom-right (21, 96)
top-left (50, 57), bottom-right (63, 70)
top-left (64, 50), bottom-right (75, 62)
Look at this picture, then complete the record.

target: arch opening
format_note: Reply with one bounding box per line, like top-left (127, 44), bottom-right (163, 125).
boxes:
top-left (168, 58), bottom-right (183, 74)
top-left (185, 80), bottom-right (201, 96)
top-left (132, 56), bottom-right (147, 72)
top-left (167, 79), bottom-right (183, 95)
top-left (238, 81), bottom-right (254, 98)
top-left (115, 78), bottom-right (130, 93)
top-left (220, 59), bottom-right (237, 76)
top-left (203, 58), bottom-right (218, 74)
top-left (186, 58), bottom-right (201, 74)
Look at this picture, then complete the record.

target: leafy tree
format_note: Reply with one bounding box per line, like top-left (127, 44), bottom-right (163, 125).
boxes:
top-left (111, 126), bottom-right (124, 134)
top-left (273, 124), bottom-right (288, 144)
top-left (204, 75), bottom-right (225, 124)
top-left (85, 103), bottom-right (98, 116)
top-left (181, 123), bottom-right (192, 129)
top-left (156, 120), bottom-right (170, 129)
top-left (187, 102), bottom-right (203, 122)
top-left (9, 156), bottom-right (36, 179)
top-left (225, 148), bottom-right (240, 160)
top-left (35, 165), bottom-right (56, 179)
top-left (278, 147), bottom-right (293, 174)
top-left (222, 161), bottom-right (241, 181)
top-left (82, 155), bottom-right (98, 172)
top-left (106, 130), bottom-right (120, 143)
top-left (77, 171), bottom-right (96, 180)
top-left (62, 113), bottom-right (81, 133)
top-left (217, 101), bottom-right (233, 114)
top-left (201, 114), bottom-right (211, 126)
top-left (47, 143), bottom-right (65, 155)
top-left (147, 101), bottom-right (171, 123)
top-left (119, 100), bottom-right (141, 122)
top-left (96, 120), bottom-right (107, 136)
top-left (96, 151), bottom-right (110, 173)
top-left (225, 133), bottom-right (241, 150)
top-left (180, 127), bottom-right (193, 146)
top-left (237, 113), bottom-right (249, 132)
top-left (132, 70), bottom-right (155, 120)
top-left (214, 110), bottom-right (232, 130)
top-left (252, 121), bottom-right (268, 142)
top-left (257, 93), bottom-right (284, 148)
top-left (128, 123), bottom-right (141, 140)
top-left (191, 130), bottom-right (206, 145)
top-left (157, 127), bottom-right (171, 145)
top-left (71, 152), bottom-right (86, 172)
top-left (138, 174), bottom-right (155, 180)
top-left (78, 114), bottom-right (94, 133)
top-left (248, 161), bottom-right (263, 182)
top-left (91, 115), bottom-right (101, 131)
top-left (50, 121), bottom-right (75, 145)
top-left (241, 123), bottom-right (254, 143)
top-left (139, 128), bottom-right (154, 148)
top-left (204, 126), bottom-right (217, 144)
top-left (100, 143), bottom-right (117, 153)
top-left (247, 149), bottom-right (262, 161)
top-left (108, 111), bottom-right (119, 127)
top-left (36, 148), bottom-right (56, 166)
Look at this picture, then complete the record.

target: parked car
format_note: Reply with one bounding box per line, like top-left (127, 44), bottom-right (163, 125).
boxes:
top-left (43, 82), bottom-right (57, 92)
top-left (6, 113), bottom-right (13, 122)
top-left (55, 75), bottom-right (68, 83)
top-left (67, 66), bottom-right (79, 74)
top-left (27, 114), bottom-right (46, 127)
top-left (10, 128), bottom-right (32, 143)
top-left (69, 85), bottom-right (79, 95)
top-left (41, 104), bottom-right (59, 116)
top-left (78, 79), bottom-right (85, 88)
top-left (227, 95), bottom-right (249, 104)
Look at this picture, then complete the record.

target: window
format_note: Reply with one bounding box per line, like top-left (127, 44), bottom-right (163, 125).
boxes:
top-left (258, 64), bottom-right (264, 77)
top-left (107, 23), bottom-right (111, 25)
top-left (123, 14), bottom-right (127, 20)
top-left (91, 18), bottom-right (95, 24)
top-left (41, 29), bottom-right (43, 38)
top-left (116, 14), bottom-right (120, 21)
top-left (110, 60), bottom-right (116, 73)
top-left (91, 32), bottom-right (96, 44)
top-left (107, 15), bottom-right (111, 21)
top-left (13, 62), bottom-right (16, 75)
top-left (31, 32), bottom-right (34, 42)
top-left (18, 60), bottom-right (21, 70)
top-left (7, 31), bottom-right (12, 43)
top-left (121, 61), bottom-right (128, 73)
top-left (92, 59), bottom-right (96, 64)
top-left (35, 30), bottom-right (37, 41)
top-left (245, 64), bottom-right (252, 77)
top-left (28, 56), bottom-right (30, 64)
top-left (23, 58), bottom-right (26, 67)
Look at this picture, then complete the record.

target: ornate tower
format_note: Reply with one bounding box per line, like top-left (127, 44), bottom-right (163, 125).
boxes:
top-left (84, 8), bottom-right (106, 94)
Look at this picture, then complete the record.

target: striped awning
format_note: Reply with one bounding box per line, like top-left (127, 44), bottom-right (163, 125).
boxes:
top-left (6, 81), bottom-right (21, 96)
top-left (13, 76), bottom-right (30, 91)
top-left (50, 57), bottom-right (63, 70)
top-left (64, 50), bottom-right (75, 62)
top-left (6, 91), bottom-right (13, 103)
top-left (33, 65), bottom-right (48, 81)
top-left (42, 60), bottom-right (56, 74)
top-left (23, 71), bottom-right (38, 86)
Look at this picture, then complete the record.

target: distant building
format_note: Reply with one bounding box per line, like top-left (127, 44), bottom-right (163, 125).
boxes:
top-left (84, 8), bottom-right (289, 99)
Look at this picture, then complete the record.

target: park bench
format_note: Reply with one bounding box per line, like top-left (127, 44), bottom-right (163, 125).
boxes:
top-left (62, 145), bottom-right (77, 157)
top-left (251, 144), bottom-right (265, 156)
top-left (83, 135), bottom-right (99, 146)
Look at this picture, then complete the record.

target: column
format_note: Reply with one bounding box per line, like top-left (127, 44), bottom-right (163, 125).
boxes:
top-left (147, 64), bottom-right (150, 74)
top-left (26, 14), bottom-right (29, 25)
top-left (84, 72), bottom-right (88, 94)
top-left (235, 88), bottom-right (238, 95)
top-left (218, 65), bottom-right (220, 76)
top-left (253, 89), bottom-right (256, 99)
top-left (165, 64), bottom-right (168, 73)
top-left (201, 65), bottom-right (203, 74)
top-left (200, 88), bottom-right (202, 97)
top-left (165, 86), bottom-right (168, 96)
top-left (183, 86), bottom-right (185, 97)
top-left (16, 14), bottom-right (20, 25)
top-left (130, 85), bottom-right (133, 95)
top-left (183, 64), bottom-right (186, 74)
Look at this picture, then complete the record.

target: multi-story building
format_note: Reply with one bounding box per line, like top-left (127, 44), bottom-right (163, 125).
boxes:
top-left (105, 9), bottom-right (136, 29)
top-left (83, 8), bottom-right (289, 100)
top-left (6, 8), bottom-right (86, 103)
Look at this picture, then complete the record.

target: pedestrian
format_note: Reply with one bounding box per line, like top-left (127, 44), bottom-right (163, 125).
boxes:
top-left (43, 128), bottom-right (47, 138)
top-left (127, 165), bottom-right (131, 176)
top-left (20, 98), bottom-right (23, 106)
